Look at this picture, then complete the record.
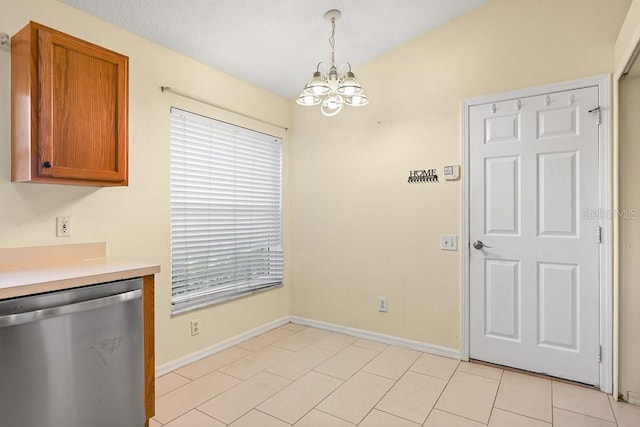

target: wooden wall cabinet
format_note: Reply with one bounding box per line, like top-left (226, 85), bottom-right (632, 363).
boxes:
top-left (11, 21), bottom-right (128, 186)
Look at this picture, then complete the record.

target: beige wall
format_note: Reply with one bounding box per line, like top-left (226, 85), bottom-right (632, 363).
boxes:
top-left (0, 0), bottom-right (291, 367)
top-left (290, 0), bottom-right (630, 351)
top-left (618, 73), bottom-right (640, 401)
top-left (615, 0), bottom-right (640, 401)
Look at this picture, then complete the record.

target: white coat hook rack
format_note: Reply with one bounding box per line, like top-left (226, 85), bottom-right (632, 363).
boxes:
top-left (0, 32), bottom-right (10, 49)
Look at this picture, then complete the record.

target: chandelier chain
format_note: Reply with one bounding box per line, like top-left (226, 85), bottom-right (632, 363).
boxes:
top-left (329, 17), bottom-right (336, 68)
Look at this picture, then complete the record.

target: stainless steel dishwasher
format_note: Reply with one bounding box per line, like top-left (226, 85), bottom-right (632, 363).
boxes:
top-left (0, 277), bottom-right (144, 427)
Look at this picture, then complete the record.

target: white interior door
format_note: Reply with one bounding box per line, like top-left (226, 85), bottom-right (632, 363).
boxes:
top-left (469, 86), bottom-right (601, 385)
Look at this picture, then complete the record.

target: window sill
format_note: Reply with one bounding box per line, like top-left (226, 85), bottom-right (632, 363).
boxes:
top-left (170, 282), bottom-right (284, 316)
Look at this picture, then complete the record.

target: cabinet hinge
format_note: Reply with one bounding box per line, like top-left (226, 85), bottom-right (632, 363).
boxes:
top-left (596, 226), bottom-right (602, 244)
top-left (598, 345), bottom-right (602, 363)
top-left (589, 106), bottom-right (601, 125)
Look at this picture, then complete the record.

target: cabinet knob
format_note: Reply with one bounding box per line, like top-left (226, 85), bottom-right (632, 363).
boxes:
top-left (42, 161), bottom-right (52, 168)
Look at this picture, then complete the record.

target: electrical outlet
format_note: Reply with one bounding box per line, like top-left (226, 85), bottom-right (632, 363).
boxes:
top-left (440, 234), bottom-right (457, 251)
top-left (190, 320), bottom-right (200, 336)
top-left (56, 216), bottom-right (71, 237)
top-left (378, 297), bottom-right (388, 312)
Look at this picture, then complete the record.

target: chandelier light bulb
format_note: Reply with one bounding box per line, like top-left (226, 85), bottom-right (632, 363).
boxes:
top-left (344, 94), bottom-right (368, 106)
top-left (296, 93), bottom-right (322, 106)
top-left (297, 10), bottom-right (368, 117)
top-left (304, 71), bottom-right (331, 95)
top-left (337, 71), bottom-right (363, 96)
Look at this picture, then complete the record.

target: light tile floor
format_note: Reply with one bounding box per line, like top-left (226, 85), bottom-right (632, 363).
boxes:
top-left (151, 323), bottom-right (640, 427)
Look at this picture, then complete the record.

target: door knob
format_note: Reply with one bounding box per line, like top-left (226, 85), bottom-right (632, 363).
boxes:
top-left (473, 240), bottom-right (492, 250)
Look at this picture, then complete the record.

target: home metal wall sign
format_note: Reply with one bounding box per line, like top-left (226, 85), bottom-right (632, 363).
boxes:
top-left (408, 169), bottom-right (438, 183)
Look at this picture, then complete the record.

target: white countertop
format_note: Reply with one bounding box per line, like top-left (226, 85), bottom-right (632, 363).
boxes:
top-left (0, 243), bottom-right (160, 299)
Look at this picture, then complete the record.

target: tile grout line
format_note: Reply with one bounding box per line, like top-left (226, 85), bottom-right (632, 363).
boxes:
top-left (422, 364), bottom-right (460, 425)
top-left (552, 406), bottom-right (619, 425)
top-left (210, 373), bottom-right (293, 426)
top-left (354, 366), bottom-right (411, 425)
top-left (193, 408), bottom-right (227, 425)
top-left (373, 407), bottom-right (422, 425)
top-left (170, 346), bottom-right (257, 382)
top-left (210, 332), bottom-right (345, 423)
top-left (307, 351), bottom-right (404, 425)
top-left (607, 394), bottom-right (620, 426)
top-left (171, 370), bottom-right (193, 381)
top-left (456, 366), bottom-right (504, 381)
top-left (254, 407), bottom-right (294, 425)
top-left (485, 367), bottom-right (504, 425)
top-left (251, 369), bottom-right (343, 424)
top-left (494, 407), bottom-right (553, 425)
top-left (313, 407), bottom-right (356, 425)
top-left (430, 408), bottom-right (490, 425)
top-left (306, 364), bottom-right (375, 423)
top-left (367, 368), bottom-right (419, 424)
top-left (309, 344), bottom-right (383, 382)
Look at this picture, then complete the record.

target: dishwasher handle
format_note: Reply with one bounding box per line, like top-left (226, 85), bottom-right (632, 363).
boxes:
top-left (0, 289), bottom-right (142, 328)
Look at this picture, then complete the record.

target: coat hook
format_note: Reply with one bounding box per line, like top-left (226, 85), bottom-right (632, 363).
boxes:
top-left (516, 100), bottom-right (522, 110)
top-left (491, 104), bottom-right (496, 113)
top-left (568, 94), bottom-right (575, 106)
top-left (545, 95), bottom-right (551, 106)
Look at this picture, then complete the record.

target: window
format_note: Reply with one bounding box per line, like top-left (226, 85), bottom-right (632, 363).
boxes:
top-left (170, 107), bottom-right (283, 313)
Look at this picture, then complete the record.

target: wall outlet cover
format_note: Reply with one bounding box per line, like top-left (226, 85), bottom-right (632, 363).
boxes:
top-left (190, 320), bottom-right (200, 336)
top-left (56, 216), bottom-right (71, 237)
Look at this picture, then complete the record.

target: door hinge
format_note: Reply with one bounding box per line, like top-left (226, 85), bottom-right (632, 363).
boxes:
top-left (596, 226), bottom-right (602, 244)
top-left (589, 106), bottom-right (601, 125)
top-left (598, 345), bottom-right (602, 363)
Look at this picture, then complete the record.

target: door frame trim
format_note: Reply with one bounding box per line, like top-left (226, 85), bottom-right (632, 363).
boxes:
top-left (461, 75), bottom-right (612, 393)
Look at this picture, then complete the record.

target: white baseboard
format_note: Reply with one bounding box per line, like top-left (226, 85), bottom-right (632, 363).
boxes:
top-left (290, 316), bottom-right (461, 359)
top-left (155, 316), bottom-right (292, 377)
top-left (156, 315), bottom-right (461, 376)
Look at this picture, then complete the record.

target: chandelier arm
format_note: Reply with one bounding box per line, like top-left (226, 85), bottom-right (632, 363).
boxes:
top-left (334, 62), bottom-right (351, 74)
top-left (316, 62), bottom-right (330, 74)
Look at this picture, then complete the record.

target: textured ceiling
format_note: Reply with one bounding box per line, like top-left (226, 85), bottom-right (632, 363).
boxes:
top-left (58, 0), bottom-right (488, 98)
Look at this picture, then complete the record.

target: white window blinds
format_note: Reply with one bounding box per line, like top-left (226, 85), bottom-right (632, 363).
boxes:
top-left (170, 107), bottom-right (283, 313)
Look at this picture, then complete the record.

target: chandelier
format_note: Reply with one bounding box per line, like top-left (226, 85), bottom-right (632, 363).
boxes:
top-left (296, 9), bottom-right (368, 117)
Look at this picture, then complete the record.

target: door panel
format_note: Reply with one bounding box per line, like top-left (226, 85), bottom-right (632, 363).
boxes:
top-left (537, 106), bottom-right (578, 139)
top-left (538, 152), bottom-right (578, 236)
top-left (538, 262), bottom-right (578, 350)
top-left (486, 114), bottom-right (521, 144)
top-left (485, 259), bottom-right (521, 341)
top-left (469, 86), bottom-right (600, 385)
top-left (485, 156), bottom-right (520, 235)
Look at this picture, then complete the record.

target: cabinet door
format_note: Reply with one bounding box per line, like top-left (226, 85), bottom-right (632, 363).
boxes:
top-left (38, 27), bottom-right (128, 183)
